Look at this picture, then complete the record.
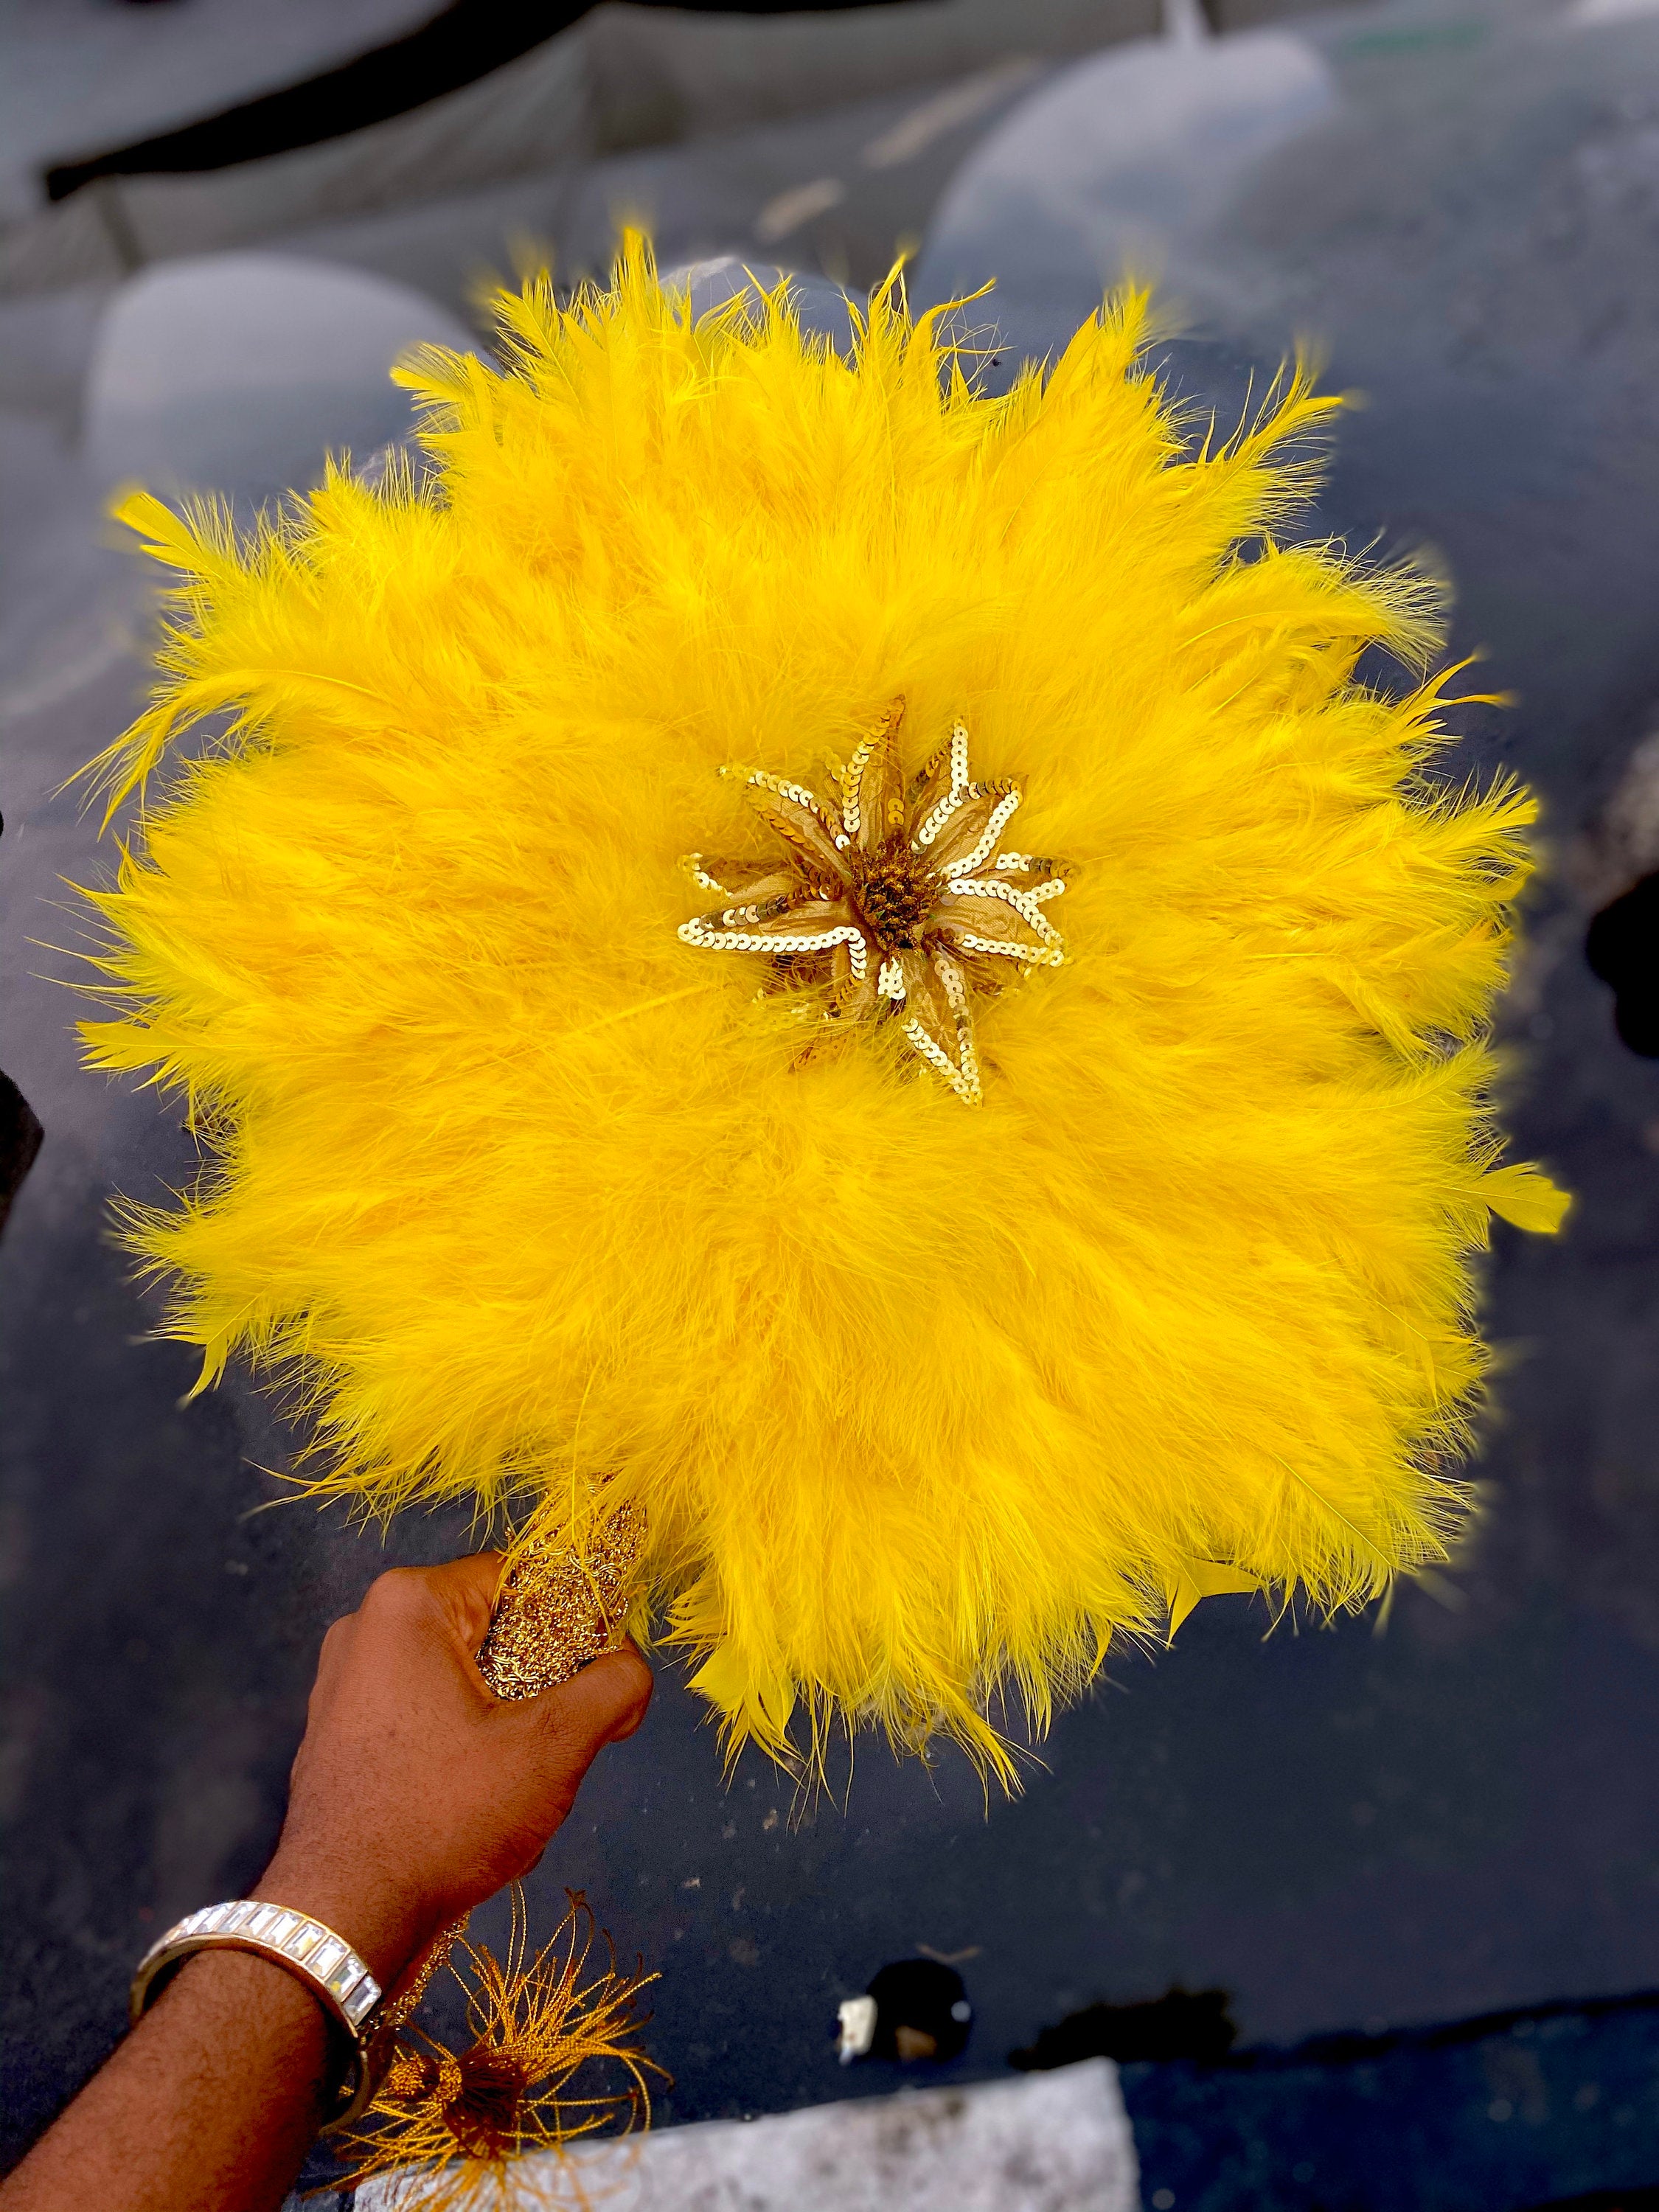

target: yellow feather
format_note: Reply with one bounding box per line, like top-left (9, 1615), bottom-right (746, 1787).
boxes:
top-left (77, 237), bottom-right (1566, 1775)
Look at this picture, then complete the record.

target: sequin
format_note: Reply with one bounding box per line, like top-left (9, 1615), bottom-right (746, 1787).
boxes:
top-left (677, 700), bottom-right (1067, 1104)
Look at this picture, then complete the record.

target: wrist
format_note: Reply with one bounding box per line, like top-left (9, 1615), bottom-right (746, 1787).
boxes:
top-left (173, 1944), bottom-right (333, 2065)
top-left (250, 1848), bottom-right (439, 1990)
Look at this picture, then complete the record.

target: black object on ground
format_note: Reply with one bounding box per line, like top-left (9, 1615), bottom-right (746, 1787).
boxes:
top-left (0, 1074), bottom-right (44, 1235)
top-left (1534, 2194), bottom-right (1659, 2211)
top-left (1587, 874), bottom-right (1659, 1057)
top-left (1012, 1986), bottom-right (1239, 2071)
top-left (864, 1959), bottom-right (973, 2065)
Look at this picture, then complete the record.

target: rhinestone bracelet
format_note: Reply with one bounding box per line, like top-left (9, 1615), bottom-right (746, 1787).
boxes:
top-left (129, 1901), bottom-right (383, 2127)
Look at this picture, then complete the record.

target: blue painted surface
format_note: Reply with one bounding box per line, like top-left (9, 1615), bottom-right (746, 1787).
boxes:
top-left (1124, 2000), bottom-right (1659, 2212)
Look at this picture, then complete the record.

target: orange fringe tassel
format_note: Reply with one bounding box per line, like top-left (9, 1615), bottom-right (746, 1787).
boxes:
top-left (329, 1891), bottom-right (664, 2208)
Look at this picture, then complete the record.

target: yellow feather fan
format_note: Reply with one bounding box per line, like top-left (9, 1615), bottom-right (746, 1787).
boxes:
top-left (79, 237), bottom-right (1565, 1777)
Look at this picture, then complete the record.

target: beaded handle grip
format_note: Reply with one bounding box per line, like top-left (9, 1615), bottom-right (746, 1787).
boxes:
top-left (475, 1504), bottom-right (643, 1700)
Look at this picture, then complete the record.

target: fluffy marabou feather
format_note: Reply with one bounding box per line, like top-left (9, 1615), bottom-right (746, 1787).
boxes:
top-left (79, 240), bottom-right (1566, 1776)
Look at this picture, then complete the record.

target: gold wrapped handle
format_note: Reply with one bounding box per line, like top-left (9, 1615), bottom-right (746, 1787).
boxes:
top-left (475, 1505), bottom-right (642, 1701)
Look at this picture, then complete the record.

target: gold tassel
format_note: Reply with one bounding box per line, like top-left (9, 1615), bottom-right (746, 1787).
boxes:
top-left (330, 1889), bottom-right (664, 2208)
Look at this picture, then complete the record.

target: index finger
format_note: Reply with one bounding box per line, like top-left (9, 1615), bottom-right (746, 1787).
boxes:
top-left (415, 1550), bottom-right (507, 1653)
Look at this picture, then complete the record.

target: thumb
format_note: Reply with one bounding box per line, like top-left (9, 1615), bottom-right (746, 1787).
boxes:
top-left (527, 1643), bottom-right (654, 1766)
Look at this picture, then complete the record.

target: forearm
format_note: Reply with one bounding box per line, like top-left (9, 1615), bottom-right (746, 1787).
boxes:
top-left (0, 1563), bottom-right (650, 2212)
top-left (0, 1951), bottom-right (332, 2212)
top-left (1, 1836), bottom-right (433, 2212)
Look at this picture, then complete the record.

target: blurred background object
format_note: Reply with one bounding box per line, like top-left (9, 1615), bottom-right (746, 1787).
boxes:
top-left (9, 3), bottom-right (1659, 2209)
top-left (81, 254), bottom-right (470, 495)
top-left (1, 0), bottom-right (1160, 294)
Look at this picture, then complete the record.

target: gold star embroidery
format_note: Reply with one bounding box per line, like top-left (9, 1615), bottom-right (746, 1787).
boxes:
top-left (678, 700), bottom-right (1066, 1103)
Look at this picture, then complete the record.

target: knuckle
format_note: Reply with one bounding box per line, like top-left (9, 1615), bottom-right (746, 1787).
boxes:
top-left (361, 1567), bottom-right (433, 1620)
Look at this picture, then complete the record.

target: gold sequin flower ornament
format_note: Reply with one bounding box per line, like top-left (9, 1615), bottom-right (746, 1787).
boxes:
top-left (678, 700), bottom-right (1065, 1102)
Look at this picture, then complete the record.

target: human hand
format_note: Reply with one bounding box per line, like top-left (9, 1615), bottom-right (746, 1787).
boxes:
top-left (250, 1555), bottom-right (652, 1989)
